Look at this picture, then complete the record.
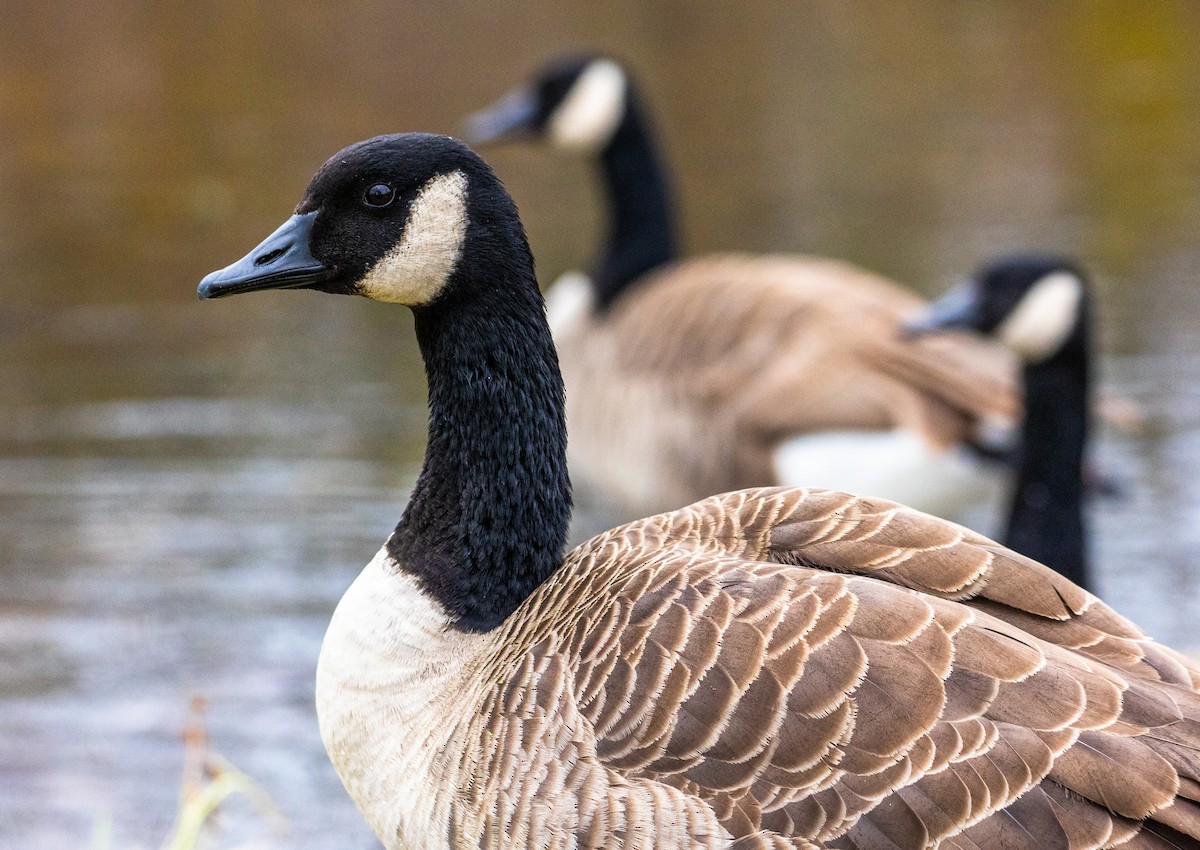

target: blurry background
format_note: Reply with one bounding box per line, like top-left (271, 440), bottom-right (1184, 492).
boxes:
top-left (1, 2), bottom-right (1199, 847)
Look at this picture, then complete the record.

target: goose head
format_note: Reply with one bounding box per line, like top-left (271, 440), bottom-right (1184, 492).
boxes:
top-left (199, 132), bottom-right (567, 633)
top-left (907, 255), bottom-right (1090, 364)
top-left (464, 55), bottom-right (628, 155)
top-left (198, 132), bottom-right (528, 308)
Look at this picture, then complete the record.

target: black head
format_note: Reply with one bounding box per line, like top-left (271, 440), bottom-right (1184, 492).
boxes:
top-left (198, 133), bottom-right (529, 307)
top-left (906, 255), bottom-right (1090, 363)
top-left (463, 55), bottom-right (629, 154)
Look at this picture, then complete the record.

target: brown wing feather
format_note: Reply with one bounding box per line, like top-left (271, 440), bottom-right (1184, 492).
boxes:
top-left (556, 255), bottom-right (1020, 512)
top-left (623, 255), bottom-right (1019, 432)
top-left (455, 487), bottom-right (1200, 848)
top-left (603, 256), bottom-right (1014, 409)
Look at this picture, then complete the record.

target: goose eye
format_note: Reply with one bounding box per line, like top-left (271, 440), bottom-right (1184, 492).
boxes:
top-left (364, 183), bottom-right (396, 208)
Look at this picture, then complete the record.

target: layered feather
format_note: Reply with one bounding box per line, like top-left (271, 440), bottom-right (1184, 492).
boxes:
top-left (430, 488), bottom-right (1200, 849)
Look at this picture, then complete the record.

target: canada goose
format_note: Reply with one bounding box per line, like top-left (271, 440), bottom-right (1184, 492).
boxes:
top-left (199, 133), bottom-right (1200, 850)
top-left (907, 256), bottom-right (1095, 590)
top-left (465, 56), bottom-right (1021, 518)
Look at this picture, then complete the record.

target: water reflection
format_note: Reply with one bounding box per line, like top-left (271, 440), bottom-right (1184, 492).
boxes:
top-left (1, 2), bottom-right (1199, 847)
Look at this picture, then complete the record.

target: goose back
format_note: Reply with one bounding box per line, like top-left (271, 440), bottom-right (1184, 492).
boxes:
top-left (325, 487), bottom-right (1200, 849)
top-left (557, 254), bottom-right (1018, 514)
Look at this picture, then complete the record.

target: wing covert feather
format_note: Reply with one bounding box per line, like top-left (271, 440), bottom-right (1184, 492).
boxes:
top-left (458, 488), bottom-right (1200, 848)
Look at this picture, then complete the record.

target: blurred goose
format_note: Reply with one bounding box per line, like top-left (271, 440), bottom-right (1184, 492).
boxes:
top-left (465, 55), bottom-right (1021, 518)
top-left (198, 133), bottom-right (1200, 850)
top-left (907, 256), bottom-right (1096, 589)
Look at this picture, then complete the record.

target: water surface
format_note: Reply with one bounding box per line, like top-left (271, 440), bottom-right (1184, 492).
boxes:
top-left (2, 3), bottom-right (1199, 847)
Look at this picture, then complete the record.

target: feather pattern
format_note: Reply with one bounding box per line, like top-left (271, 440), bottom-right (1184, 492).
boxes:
top-left (376, 487), bottom-right (1200, 849)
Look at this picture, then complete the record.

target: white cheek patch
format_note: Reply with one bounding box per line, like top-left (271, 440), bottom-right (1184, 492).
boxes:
top-left (548, 59), bottom-right (627, 154)
top-left (358, 170), bottom-right (469, 305)
top-left (996, 271), bottom-right (1084, 362)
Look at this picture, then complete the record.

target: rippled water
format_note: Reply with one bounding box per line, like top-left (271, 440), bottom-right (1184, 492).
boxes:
top-left (2, 3), bottom-right (1200, 848)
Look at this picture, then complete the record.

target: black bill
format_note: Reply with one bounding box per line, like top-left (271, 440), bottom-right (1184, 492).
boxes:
top-left (198, 211), bottom-right (331, 300)
top-left (902, 281), bottom-right (981, 338)
top-left (462, 87), bottom-right (538, 145)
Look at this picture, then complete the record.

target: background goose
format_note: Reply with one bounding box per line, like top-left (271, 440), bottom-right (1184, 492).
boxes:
top-left (908, 255), bottom-right (1096, 590)
top-left (199, 133), bottom-right (1200, 850)
top-left (465, 55), bottom-right (1022, 519)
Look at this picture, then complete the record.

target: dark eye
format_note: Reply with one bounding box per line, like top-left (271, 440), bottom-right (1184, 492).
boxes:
top-left (364, 183), bottom-right (396, 208)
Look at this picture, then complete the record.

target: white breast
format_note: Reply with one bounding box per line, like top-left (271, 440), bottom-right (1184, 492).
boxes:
top-left (315, 547), bottom-right (487, 850)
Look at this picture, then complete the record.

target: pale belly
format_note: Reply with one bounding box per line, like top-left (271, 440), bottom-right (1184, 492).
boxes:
top-left (772, 428), bottom-right (1000, 521)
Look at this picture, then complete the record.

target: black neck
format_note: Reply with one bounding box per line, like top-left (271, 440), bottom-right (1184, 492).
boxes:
top-left (592, 91), bottom-right (677, 310)
top-left (1003, 336), bottom-right (1090, 590)
top-left (387, 243), bottom-right (572, 632)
